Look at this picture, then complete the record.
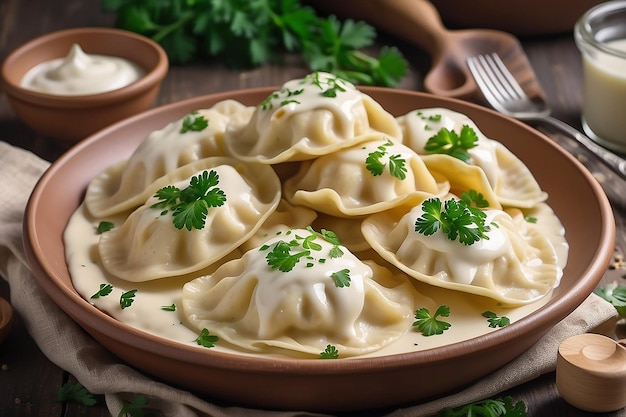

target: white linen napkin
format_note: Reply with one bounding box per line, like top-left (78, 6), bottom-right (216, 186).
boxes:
top-left (0, 141), bottom-right (617, 417)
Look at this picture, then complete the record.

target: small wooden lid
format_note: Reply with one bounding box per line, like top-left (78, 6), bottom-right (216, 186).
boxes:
top-left (556, 333), bottom-right (626, 412)
top-left (0, 296), bottom-right (13, 344)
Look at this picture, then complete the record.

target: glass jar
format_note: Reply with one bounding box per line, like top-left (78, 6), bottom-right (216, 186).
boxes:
top-left (575, 1), bottom-right (626, 154)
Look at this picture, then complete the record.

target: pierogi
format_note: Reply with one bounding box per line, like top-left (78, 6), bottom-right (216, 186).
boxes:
top-left (64, 72), bottom-right (568, 359)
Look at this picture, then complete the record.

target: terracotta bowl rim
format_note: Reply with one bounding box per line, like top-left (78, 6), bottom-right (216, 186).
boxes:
top-left (23, 86), bottom-right (616, 375)
top-left (0, 27), bottom-right (168, 108)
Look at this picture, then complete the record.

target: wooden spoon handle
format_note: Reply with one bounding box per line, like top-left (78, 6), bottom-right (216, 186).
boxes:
top-left (307, 0), bottom-right (450, 57)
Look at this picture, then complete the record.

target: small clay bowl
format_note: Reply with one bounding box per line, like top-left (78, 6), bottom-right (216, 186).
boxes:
top-left (0, 27), bottom-right (168, 146)
top-left (0, 296), bottom-right (13, 344)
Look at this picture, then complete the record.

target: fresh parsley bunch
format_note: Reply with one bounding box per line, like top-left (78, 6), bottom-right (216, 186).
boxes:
top-left (101, 0), bottom-right (407, 87)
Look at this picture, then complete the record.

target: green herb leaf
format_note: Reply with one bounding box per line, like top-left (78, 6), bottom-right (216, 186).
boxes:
top-left (55, 382), bottom-right (99, 406)
top-left (413, 305), bottom-right (451, 336)
top-left (331, 268), bottom-right (351, 288)
top-left (482, 311), bottom-right (511, 328)
top-left (195, 328), bottom-right (219, 348)
top-left (180, 111), bottom-right (209, 133)
top-left (594, 282), bottom-right (626, 318)
top-left (320, 344), bottom-right (339, 359)
top-left (118, 393), bottom-right (149, 417)
top-left (97, 221), bottom-right (115, 234)
top-left (152, 170), bottom-right (227, 231)
top-left (103, 0), bottom-right (407, 87)
top-left (120, 289), bottom-right (137, 310)
top-left (365, 140), bottom-right (407, 180)
top-left (436, 396), bottom-right (528, 417)
top-left (161, 304), bottom-right (176, 312)
top-left (414, 194), bottom-right (491, 246)
top-left (424, 125), bottom-right (479, 162)
top-left (91, 283), bottom-right (113, 299)
top-left (265, 240), bottom-right (311, 272)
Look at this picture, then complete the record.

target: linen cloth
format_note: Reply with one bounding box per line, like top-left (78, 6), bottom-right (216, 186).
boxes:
top-left (0, 141), bottom-right (617, 417)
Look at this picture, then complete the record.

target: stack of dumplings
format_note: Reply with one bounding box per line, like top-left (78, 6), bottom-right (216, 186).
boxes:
top-left (73, 72), bottom-right (567, 358)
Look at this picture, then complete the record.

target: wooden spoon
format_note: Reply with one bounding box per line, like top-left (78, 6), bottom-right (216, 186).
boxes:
top-left (557, 333), bottom-right (626, 412)
top-left (307, 0), bottom-right (545, 100)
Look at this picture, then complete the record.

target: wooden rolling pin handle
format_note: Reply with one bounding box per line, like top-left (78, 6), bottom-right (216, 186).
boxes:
top-left (556, 333), bottom-right (626, 412)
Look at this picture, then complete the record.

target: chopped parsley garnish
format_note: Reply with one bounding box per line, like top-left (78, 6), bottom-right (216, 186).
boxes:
top-left (331, 268), bottom-right (351, 288)
top-left (594, 282), bottom-right (626, 318)
top-left (365, 139), bottom-right (407, 180)
top-left (90, 283), bottom-right (113, 299)
top-left (260, 88), bottom-right (304, 110)
top-left (96, 221), bottom-right (114, 234)
top-left (180, 111), bottom-right (209, 133)
top-left (425, 125), bottom-right (479, 163)
top-left (195, 328), bottom-right (219, 348)
top-left (261, 227), bottom-right (346, 273)
top-left (482, 311), bottom-right (511, 328)
top-left (119, 289), bottom-right (137, 310)
top-left (413, 305), bottom-right (451, 336)
top-left (265, 240), bottom-right (311, 272)
top-left (151, 169), bottom-right (226, 231)
top-left (306, 72), bottom-right (348, 97)
top-left (436, 396), bottom-right (527, 417)
top-left (55, 382), bottom-right (99, 406)
top-left (320, 344), bottom-right (339, 359)
top-left (414, 192), bottom-right (491, 246)
top-left (525, 216), bottom-right (538, 224)
top-left (161, 304), bottom-right (177, 312)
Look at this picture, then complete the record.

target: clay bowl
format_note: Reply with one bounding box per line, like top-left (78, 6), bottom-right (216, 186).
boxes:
top-left (0, 27), bottom-right (168, 146)
top-left (23, 87), bottom-right (615, 412)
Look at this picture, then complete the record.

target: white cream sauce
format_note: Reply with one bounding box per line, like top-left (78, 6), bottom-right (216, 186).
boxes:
top-left (64, 202), bottom-right (561, 359)
top-left (21, 44), bottom-right (145, 95)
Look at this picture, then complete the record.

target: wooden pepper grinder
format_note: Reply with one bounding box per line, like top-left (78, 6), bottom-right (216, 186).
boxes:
top-left (556, 333), bottom-right (626, 412)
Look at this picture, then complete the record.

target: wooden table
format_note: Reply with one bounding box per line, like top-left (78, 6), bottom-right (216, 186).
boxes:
top-left (0, 1), bottom-right (624, 416)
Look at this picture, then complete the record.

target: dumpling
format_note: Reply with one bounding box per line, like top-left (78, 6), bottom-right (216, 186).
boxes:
top-left (182, 227), bottom-right (429, 357)
top-left (361, 196), bottom-right (563, 305)
top-left (85, 100), bottom-right (255, 218)
top-left (224, 72), bottom-right (402, 164)
top-left (283, 135), bottom-right (448, 217)
top-left (97, 157), bottom-right (281, 282)
top-left (397, 107), bottom-right (547, 208)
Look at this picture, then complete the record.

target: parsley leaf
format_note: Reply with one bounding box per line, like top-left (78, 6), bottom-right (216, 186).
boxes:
top-left (265, 240), bottom-right (311, 272)
top-left (120, 289), bottom-right (137, 310)
top-left (413, 305), bottom-right (451, 336)
top-left (414, 194), bottom-right (491, 246)
top-left (91, 283), bottom-right (113, 299)
top-left (180, 111), bottom-right (209, 133)
top-left (482, 311), bottom-right (511, 328)
top-left (365, 140), bottom-right (407, 180)
top-left (424, 125), bottom-right (479, 162)
top-left (436, 396), bottom-right (528, 417)
top-left (103, 0), bottom-right (407, 87)
top-left (97, 221), bottom-right (115, 234)
top-left (320, 344), bottom-right (339, 359)
top-left (118, 394), bottom-right (149, 417)
top-left (196, 328), bottom-right (219, 348)
top-left (161, 304), bottom-right (176, 312)
top-left (594, 282), bottom-right (626, 318)
top-left (152, 170), bottom-right (227, 231)
top-left (55, 382), bottom-right (99, 406)
top-left (331, 268), bottom-right (351, 288)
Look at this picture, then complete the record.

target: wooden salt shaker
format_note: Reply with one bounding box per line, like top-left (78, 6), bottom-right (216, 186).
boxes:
top-left (556, 333), bottom-right (626, 412)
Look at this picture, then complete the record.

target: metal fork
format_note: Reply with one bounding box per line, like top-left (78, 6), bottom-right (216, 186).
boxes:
top-left (467, 53), bottom-right (626, 180)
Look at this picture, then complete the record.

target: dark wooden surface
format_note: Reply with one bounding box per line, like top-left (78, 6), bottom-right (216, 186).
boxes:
top-left (1, 1), bottom-right (625, 416)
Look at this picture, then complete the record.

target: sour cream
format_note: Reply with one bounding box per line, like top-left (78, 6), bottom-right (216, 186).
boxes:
top-left (20, 43), bottom-right (145, 95)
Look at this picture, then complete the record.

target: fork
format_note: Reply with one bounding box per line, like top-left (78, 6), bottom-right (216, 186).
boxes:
top-left (467, 53), bottom-right (626, 180)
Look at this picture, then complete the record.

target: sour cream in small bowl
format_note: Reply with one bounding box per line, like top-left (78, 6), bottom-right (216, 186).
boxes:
top-left (1, 27), bottom-right (168, 146)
